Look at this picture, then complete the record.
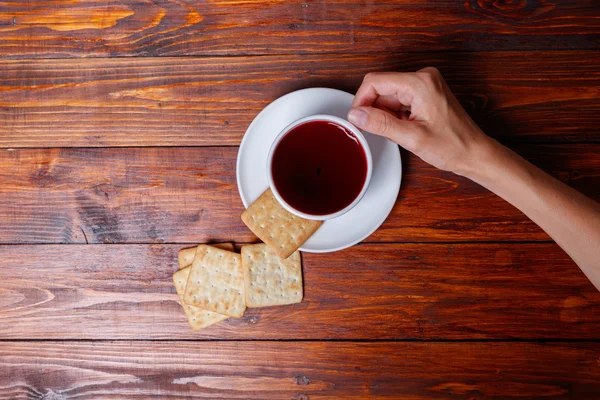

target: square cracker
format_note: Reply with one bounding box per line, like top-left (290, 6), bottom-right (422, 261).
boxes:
top-left (183, 245), bottom-right (246, 318)
top-left (178, 243), bottom-right (235, 269)
top-left (241, 189), bottom-right (322, 258)
top-left (242, 243), bottom-right (303, 308)
top-left (173, 267), bottom-right (228, 330)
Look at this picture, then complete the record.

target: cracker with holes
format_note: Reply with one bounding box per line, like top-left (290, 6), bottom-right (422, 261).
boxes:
top-left (241, 189), bottom-right (322, 259)
top-left (173, 266), bottom-right (229, 330)
top-left (242, 243), bottom-right (303, 308)
top-left (178, 243), bottom-right (235, 269)
top-left (183, 244), bottom-right (246, 318)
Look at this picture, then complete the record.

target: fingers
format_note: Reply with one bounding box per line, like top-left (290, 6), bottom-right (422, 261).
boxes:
top-left (348, 106), bottom-right (424, 151)
top-left (372, 96), bottom-right (411, 120)
top-left (372, 94), bottom-right (404, 111)
top-left (351, 72), bottom-right (420, 109)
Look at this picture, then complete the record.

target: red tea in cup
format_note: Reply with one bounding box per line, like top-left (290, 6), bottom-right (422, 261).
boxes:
top-left (271, 120), bottom-right (368, 216)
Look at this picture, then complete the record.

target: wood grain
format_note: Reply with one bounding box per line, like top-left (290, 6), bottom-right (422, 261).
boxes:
top-left (0, 145), bottom-right (598, 244)
top-left (2, 2), bottom-right (598, 394)
top-left (1, 341), bottom-right (599, 399)
top-left (1, 243), bottom-right (599, 340)
top-left (1, 52), bottom-right (598, 147)
top-left (0, 1), bottom-right (598, 58)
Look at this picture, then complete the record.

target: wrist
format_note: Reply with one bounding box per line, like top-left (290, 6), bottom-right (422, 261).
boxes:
top-left (454, 133), bottom-right (505, 182)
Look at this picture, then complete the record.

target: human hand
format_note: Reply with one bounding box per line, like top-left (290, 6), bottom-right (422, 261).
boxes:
top-left (348, 68), bottom-right (492, 176)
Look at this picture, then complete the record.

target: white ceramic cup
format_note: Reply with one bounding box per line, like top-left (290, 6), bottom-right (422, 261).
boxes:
top-left (266, 114), bottom-right (373, 221)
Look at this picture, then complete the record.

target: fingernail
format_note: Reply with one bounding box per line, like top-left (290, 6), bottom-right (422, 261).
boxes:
top-left (348, 109), bottom-right (367, 127)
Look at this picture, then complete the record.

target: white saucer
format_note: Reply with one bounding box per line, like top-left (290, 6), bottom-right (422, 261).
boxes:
top-left (236, 88), bottom-right (401, 253)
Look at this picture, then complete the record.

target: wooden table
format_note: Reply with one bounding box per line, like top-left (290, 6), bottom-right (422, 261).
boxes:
top-left (1, 1), bottom-right (599, 398)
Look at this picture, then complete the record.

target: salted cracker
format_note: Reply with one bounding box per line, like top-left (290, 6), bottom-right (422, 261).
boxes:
top-left (183, 245), bottom-right (246, 318)
top-left (172, 267), bottom-right (228, 330)
top-left (242, 243), bottom-right (303, 308)
top-left (241, 189), bottom-right (322, 258)
top-left (178, 243), bottom-right (235, 269)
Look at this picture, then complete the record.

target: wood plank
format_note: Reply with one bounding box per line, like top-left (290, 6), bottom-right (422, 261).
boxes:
top-left (1, 52), bottom-right (599, 147)
top-left (1, 243), bottom-right (599, 340)
top-left (0, 145), bottom-right (598, 244)
top-left (0, 1), bottom-right (597, 58)
top-left (1, 341), bottom-right (599, 398)
top-left (384, 144), bottom-right (600, 242)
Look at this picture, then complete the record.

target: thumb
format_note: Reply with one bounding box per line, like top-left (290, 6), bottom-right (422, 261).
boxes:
top-left (348, 106), bottom-right (422, 146)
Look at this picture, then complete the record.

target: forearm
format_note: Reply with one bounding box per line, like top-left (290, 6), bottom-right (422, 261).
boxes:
top-left (463, 138), bottom-right (600, 290)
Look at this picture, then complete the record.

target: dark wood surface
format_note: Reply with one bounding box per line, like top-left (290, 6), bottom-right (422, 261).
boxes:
top-left (1, 0), bottom-right (599, 398)
top-left (1, 243), bottom-right (599, 340)
top-left (1, 52), bottom-right (599, 147)
top-left (0, 0), bottom-right (598, 57)
top-left (2, 342), bottom-right (599, 399)
top-left (0, 145), bottom-right (598, 244)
